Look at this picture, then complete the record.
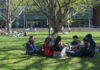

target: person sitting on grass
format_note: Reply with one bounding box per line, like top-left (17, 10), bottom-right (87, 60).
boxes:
top-left (43, 37), bottom-right (54, 57)
top-left (51, 36), bottom-right (68, 57)
top-left (26, 36), bottom-right (42, 55)
top-left (86, 34), bottom-right (97, 53)
top-left (69, 35), bottom-right (82, 52)
top-left (66, 37), bottom-right (92, 57)
top-left (51, 34), bottom-right (56, 43)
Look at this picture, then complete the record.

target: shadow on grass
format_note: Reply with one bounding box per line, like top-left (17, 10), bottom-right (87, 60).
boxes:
top-left (0, 46), bottom-right (100, 70)
top-left (0, 34), bottom-right (100, 70)
top-left (21, 55), bottom-right (100, 70)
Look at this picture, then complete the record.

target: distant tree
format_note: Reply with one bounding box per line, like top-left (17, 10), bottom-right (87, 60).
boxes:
top-left (0, 0), bottom-right (29, 33)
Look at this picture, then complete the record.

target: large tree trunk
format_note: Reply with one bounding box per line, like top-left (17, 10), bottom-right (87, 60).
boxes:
top-left (7, 22), bottom-right (12, 33)
top-left (52, 25), bottom-right (62, 34)
top-left (7, 0), bottom-right (12, 33)
top-left (50, 19), bottom-right (63, 34)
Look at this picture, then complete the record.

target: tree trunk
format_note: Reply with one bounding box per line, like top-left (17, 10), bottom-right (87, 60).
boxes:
top-left (53, 26), bottom-right (62, 34)
top-left (7, 0), bottom-right (12, 33)
top-left (7, 22), bottom-right (12, 33)
top-left (50, 19), bottom-right (63, 34)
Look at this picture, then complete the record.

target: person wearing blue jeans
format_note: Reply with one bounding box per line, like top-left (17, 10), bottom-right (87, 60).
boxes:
top-left (26, 36), bottom-right (42, 55)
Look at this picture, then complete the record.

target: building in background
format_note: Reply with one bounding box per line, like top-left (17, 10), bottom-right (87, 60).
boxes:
top-left (0, 0), bottom-right (100, 28)
top-left (93, 0), bottom-right (100, 27)
top-left (13, 6), bottom-right (94, 28)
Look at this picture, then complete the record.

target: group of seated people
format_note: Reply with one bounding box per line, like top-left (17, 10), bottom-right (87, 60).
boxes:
top-left (26, 34), bottom-right (97, 57)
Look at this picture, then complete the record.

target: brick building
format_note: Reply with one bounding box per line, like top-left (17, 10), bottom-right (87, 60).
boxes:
top-left (93, 1), bottom-right (100, 27)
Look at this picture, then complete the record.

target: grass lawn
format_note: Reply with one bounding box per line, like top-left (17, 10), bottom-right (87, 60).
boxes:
top-left (0, 32), bottom-right (100, 70)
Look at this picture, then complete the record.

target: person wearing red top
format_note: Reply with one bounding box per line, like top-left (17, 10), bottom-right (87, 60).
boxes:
top-left (43, 37), bottom-right (54, 56)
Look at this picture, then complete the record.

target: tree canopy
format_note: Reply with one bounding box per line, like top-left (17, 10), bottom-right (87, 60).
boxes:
top-left (32, 0), bottom-right (93, 34)
top-left (0, 0), bottom-right (94, 34)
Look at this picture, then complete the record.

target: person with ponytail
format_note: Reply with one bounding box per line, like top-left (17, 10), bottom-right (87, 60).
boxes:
top-left (43, 37), bottom-right (54, 56)
top-left (52, 36), bottom-right (68, 57)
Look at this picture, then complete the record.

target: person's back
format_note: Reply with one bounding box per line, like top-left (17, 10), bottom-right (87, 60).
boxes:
top-left (43, 43), bottom-right (54, 56)
top-left (53, 43), bottom-right (63, 52)
top-left (43, 37), bottom-right (54, 56)
top-left (52, 36), bottom-right (67, 57)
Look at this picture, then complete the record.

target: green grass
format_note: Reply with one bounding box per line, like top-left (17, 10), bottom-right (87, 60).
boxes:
top-left (0, 32), bottom-right (100, 70)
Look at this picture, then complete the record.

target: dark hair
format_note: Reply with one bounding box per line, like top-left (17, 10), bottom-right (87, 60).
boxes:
top-left (86, 34), bottom-right (92, 39)
top-left (29, 36), bottom-right (34, 44)
top-left (29, 36), bottom-right (33, 39)
top-left (83, 37), bottom-right (89, 42)
top-left (45, 37), bottom-right (52, 45)
top-left (55, 36), bottom-right (61, 46)
top-left (73, 35), bottom-right (78, 39)
top-left (52, 34), bottom-right (55, 36)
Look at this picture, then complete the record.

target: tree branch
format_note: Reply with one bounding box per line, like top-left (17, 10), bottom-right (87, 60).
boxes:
top-left (57, 0), bottom-right (62, 14)
top-left (0, 15), bottom-right (7, 22)
top-left (45, 0), bottom-right (49, 5)
top-left (11, 0), bottom-right (24, 15)
top-left (11, 4), bottom-right (27, 24)
top-left (61, 0), bottom-right (76, 8)
top-left (57, 0), bottom-right (61, 8)
top-left (62, 7), bottom-right (85, 23)
top-left (33, 0), bottom-right (49, 17)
